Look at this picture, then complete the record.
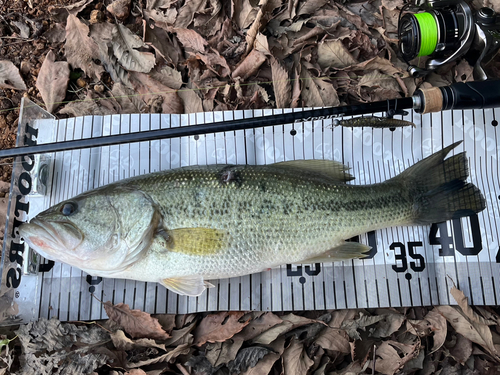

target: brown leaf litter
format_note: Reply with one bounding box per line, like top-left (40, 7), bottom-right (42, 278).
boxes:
top-left (4, 0), bottom-right (495, 123)
top-left (0, 288), bottom-right (498, 374)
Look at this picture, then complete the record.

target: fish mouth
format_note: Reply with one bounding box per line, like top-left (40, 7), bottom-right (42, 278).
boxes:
top-left (20, 218), bottom-right (83, 257)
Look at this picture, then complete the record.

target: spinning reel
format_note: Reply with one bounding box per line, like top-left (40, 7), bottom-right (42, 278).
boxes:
top-left (398, 0), bottom-right (500, 80)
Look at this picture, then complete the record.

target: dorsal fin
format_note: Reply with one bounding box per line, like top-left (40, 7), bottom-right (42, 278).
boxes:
top-left (272, 160), bottom-right (354, 182)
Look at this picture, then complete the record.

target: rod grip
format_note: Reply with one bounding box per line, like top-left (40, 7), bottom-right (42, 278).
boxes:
top-left (417, 87), bottom-right (443, 114)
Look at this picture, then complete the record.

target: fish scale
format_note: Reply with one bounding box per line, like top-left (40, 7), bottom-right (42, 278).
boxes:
top-left (19, 143), bottom-right (485, 296)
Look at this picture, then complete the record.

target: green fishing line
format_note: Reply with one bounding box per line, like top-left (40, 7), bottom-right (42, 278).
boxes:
top-left (415, 12), bottom-right (438, 57)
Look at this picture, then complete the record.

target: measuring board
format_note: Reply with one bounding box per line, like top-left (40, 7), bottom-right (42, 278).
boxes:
top-left (0, 99), bottom-right (499, 325)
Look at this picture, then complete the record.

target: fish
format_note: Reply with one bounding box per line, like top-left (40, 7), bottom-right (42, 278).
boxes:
top-left (19, 141), bottom-right (485, 297)
top-left (334, 116), bottom-right (416, 128)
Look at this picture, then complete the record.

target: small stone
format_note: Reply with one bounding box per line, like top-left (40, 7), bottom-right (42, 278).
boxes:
top-left (20, 60), bottom-right (31, 75)
top-left (6, 112), bottom-right (16, 125)
top-left (89, 10), bottom-right (104, 24)
top-left (76, 77), bottom-right (87, 88)
top-left (106, 0), bottom-right (131, 20)
top-left (0, 99), bottom-right (11, 110)
top-left (94, 84), bottom-right (105, 93)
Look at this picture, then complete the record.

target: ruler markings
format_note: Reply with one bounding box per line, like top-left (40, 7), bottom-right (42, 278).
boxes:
top-left (16, 109), bottom-right (500, 321)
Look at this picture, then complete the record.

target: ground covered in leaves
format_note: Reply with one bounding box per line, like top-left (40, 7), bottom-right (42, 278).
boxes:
top-left (0, 287), bottom-right (499, 374)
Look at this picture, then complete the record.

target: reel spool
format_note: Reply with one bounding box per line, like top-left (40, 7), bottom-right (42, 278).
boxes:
top-left (398, 0), bottom-right (500, 80)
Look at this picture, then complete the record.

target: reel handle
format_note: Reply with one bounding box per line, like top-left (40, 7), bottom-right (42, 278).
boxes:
top-left (416, 80), bottom-right (500, 113)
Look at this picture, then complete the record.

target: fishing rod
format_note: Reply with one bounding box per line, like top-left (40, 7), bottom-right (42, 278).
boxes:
top-left (1, 80), bottom-right (499, 159)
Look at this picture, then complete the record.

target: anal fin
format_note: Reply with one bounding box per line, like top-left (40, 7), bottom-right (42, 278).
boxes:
top-left (299, 242), bottom-right (371, 264)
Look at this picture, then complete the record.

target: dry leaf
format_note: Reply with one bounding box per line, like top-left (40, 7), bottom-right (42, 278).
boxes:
top-left (367, 341), bottom-right (418, 375)
top-left (110, 330), bottom-right (166, 351)
top-left (236, 312), bottom-right (283, 342)
top-left (128, 343), bottom-right (191, 368)
top-left (146, 0), bottom-right (173, 10)
top-left (370, 312), bottom-right (406, 338)
top-left (112, 24), bottom-right (156, 73)
top-left (297, 0), bottom-right (329, 16)
top-left (49, 0), bottom-right (94, 22)
top-left (65, 14), bottom-right (105, 80)
top-left (341, 313), bottom-right (386, 340)
top-left (111, 82), bottom-right (146, 113)
top-left (454, 59), bottom-right (474, 82)
top-left (233, 0), bottom-right (257, 29)
top-left (317, 39), bottom-right (357, 69)
top-left (164, 321), bottom-right (196, 347)
top-left (448, 333), bottom-right (473, 365)
top-left (205, 336), bottom-right (244, 367)
top-left (382, 0), bottom-right (404, 11)
top-left (194, 312), bottom-right (250, 346)
top-left (42, 23), bottom-right (66, 43)
top-left (104, 301), bottom-right (171, 340)
top-left (451, 286), bottom-right (497, 326)
top-left (151, 65), bottom-right (183, 89)
top-left (351, 56), bottom-right (408, 78)
top-left (241, 337), bottom-right (284, 375)
top-left (174, 28), bottom-right (208, 53)
top-left (125, 370), bottom-right (148, 375)
top-left (251, 314), bottom-right (325, 345)
top-left (245, 0), bottom-right (281, 54)
top-left (175, 0), bottom-right (207, 28)
top-left (359, 70), bottom-right (400, 92)
top-left (426, 309), bottom-right (447, 352)
top-left (36, 50), bottom-right (70, 113)
top-left (436, 305), bottom-right (500, 360)
top-left (314, 327), bottom-right (350, 354)
top-left (178, 89), bottom-right (203, 113)
top-left (59, 93), bottom-right (116, 116)
top-left (12, 20), bottom-right (30, 39)
top-left (107, 0), bottom-right (131, 20)
top-left (90, 23), bottom-right (134, 89)
top-left (270, 57), bottom-right (290, 108)
top-left (129, 71), bottom-right (184, 113)
top-left (282, 337), bottom-right (314, 375)
top-left (300, 68), bottom-right (340, 107)
top-left (16, 318), bottom-right (113, 375)
top-left (0, 60), bottom-right (27, 90)
top-left (144, 21), bottom-right (181, 66)
top-left (232, 49), bottom-right (267, 80)
top-left (228, 346), bottom-right (274, 374)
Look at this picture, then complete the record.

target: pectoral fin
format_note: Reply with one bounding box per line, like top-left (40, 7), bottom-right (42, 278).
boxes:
top-left (159, 227), bottom-right (227, 256)
top-left (299, 242), bottom-right (371, 263)
top-left (160, 275), bottom-right (215, 296)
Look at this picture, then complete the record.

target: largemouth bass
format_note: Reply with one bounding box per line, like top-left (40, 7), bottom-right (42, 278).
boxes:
top-left (19, 141), bottom-right (485, 296)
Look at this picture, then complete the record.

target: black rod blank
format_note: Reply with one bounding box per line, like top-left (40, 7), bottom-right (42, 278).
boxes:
top-left (0, 97), bottom-right (415, 158)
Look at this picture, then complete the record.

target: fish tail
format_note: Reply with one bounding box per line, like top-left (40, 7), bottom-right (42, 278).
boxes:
top-left (395, 141), bottom-right (486, 225)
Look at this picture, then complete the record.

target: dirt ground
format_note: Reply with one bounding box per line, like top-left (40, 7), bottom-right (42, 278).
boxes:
top-left (0, 0), bottom-right (69, 181)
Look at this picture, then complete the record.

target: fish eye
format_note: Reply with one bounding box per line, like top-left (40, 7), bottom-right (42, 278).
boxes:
top-left (61, 202), bottom-right (77, 216)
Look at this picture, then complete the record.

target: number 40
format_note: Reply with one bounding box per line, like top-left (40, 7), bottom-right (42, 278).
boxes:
top-left (429, 211), bottom-right (482, 256)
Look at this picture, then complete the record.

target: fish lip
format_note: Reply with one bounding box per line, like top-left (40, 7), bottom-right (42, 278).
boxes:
top-left (21, 218), bottom-right (83, 251)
